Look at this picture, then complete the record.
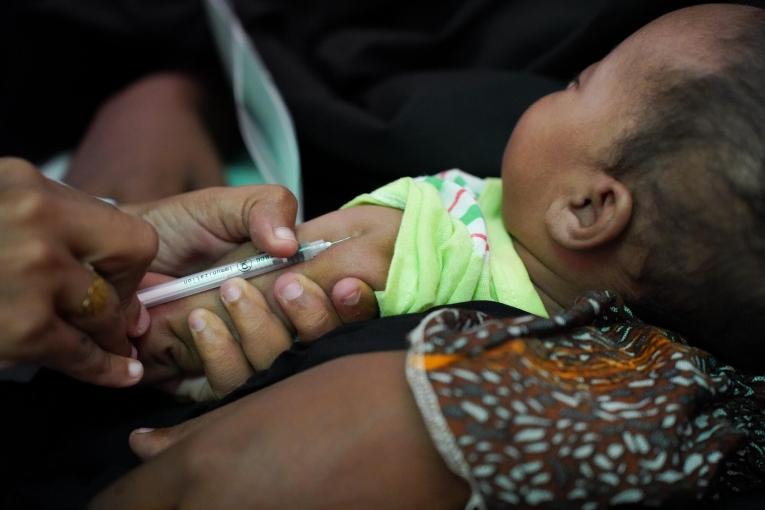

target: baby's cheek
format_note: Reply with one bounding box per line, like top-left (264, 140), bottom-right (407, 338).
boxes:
top-left (136, 302), bottom-right (203, 384)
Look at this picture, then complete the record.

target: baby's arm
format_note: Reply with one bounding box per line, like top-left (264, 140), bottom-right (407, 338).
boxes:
top-left (137, 205), bottom-right (402, 383)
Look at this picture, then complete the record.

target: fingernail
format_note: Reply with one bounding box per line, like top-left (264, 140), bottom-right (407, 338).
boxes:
top-left (189, 312), bottom-right (206, 332)
top-left (221, 280), bottom-right (242, 304)
top-left (341, 289), bottom-right (361, 306)
top-left (133, 427), bottom-right (154, 434)
top-left (135, 305), bottom-right (151, 336)
top-left (280, 280), bottom-right (303, 301)
top-left (128, 360), bottom-right (143, 379)
top-left (130, 345), bottom-right (138, 360)
top-left (274, 227), bottom-right (296, 242)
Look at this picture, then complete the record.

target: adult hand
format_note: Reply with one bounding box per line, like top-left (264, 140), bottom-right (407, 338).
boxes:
top-left (133, 204), bottom-right (399, 384)
top-left (124, 184), bottom-right (301, 277)
top-left (0, 158), bottom-right (157, 386)
top-left (172, 273), bottom-right (378, 401)
top-left (90, 352), bottom-right (470, 510)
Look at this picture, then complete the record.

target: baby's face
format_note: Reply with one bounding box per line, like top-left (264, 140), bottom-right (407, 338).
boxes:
top-left (500, 6), bottom-right (722, 256)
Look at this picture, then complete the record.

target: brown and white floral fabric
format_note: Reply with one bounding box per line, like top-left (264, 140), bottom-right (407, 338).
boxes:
top-left (406, 291), bottom-right (765, 509)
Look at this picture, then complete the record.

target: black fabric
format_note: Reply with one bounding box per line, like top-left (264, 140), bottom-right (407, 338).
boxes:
top-left (5, 0), bottom-right (763, 216)
top-left (0, 374), bottom-right (198, 510)
top-left (0, 0), bottom-right (225, 163)
top-left (230, 0), bottom-right (682, 214)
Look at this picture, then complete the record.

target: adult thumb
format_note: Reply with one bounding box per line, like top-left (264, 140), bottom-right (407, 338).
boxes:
top-left (216, 184), bottom-right (299, 258)
top-left (129, 404), bottom-right (230, 460)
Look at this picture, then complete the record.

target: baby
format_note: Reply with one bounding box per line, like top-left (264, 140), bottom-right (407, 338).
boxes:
top-left (135, 3), bottom-right (765, 390)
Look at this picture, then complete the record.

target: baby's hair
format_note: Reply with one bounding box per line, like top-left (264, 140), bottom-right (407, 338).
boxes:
top-left (609, 8), bottom-right (765, 370)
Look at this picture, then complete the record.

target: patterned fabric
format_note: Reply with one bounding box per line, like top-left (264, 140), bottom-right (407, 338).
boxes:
top-left (419, 169), bottom-right (490, 256)
top-left (406, 291), bottom-right (765, 509)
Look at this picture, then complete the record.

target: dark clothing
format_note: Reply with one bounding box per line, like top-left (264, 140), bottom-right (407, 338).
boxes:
top-left (5, 0), bottom-right (761, 216)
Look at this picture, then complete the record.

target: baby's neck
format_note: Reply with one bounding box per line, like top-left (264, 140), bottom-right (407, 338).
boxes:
top-left (512, 241), bottom-right (598, 317)
top-left (533, 285), bottom-right (564, 316)
top-left (514, 240), bottom-right (639, 317)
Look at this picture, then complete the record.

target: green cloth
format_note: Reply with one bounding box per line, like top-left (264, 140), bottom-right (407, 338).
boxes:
top-left (343, 175), bottom-right (547, 318)
top-left (224, 155), bottom-right (267, 187)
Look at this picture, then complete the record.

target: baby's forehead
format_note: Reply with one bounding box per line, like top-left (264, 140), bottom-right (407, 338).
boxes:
top-left (621, 6), bottom-right (744, 75)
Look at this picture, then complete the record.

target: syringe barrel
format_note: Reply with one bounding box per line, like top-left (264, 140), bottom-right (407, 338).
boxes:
top-left (138, 240), bottom-right (332, 307)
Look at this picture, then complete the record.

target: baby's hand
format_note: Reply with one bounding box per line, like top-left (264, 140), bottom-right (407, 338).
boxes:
top-left (135, 205), bottom-right (402, 385)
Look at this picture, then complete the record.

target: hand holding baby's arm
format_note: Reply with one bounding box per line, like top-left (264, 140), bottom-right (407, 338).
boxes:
top-left (168, 272), bottom-right (380, 400)
top-left (137, 205), bottom-right (403, 385)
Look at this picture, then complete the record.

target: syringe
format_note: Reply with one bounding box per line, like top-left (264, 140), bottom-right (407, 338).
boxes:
top-left (138, 237), bottom-right (351, 308)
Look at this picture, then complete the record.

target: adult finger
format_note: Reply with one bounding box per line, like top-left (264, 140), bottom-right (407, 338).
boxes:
top-left (128, 401), bottom-right (237, 461)
top-left (125, 297), bottom-right (151, 338)
top-left (188, 307), bottom-right (254, 397)
top-left (239, 185), bottom-right (299, 257)
top-left (220, 278), bottom-right (292, 370)
top-left (43, 318), bottom-right (143, 387)
top-left (185, 184), bottom-right (299, 258)
top-left (57, 193), bottom-right (158, 306)
top-left (58, 262), bottom-right (132, 357)
top-left (2, 229), bottom-right (132, 358)
top-left (273, 273), bottom-right (342, 342)
top-left (6, 174), bottom-right (158, 332)
top-left (330, 277), bottom-right (380, 323)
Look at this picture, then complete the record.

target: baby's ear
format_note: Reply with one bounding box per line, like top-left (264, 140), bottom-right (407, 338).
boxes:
top-left (544, 174), bottom-right (632, 250)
